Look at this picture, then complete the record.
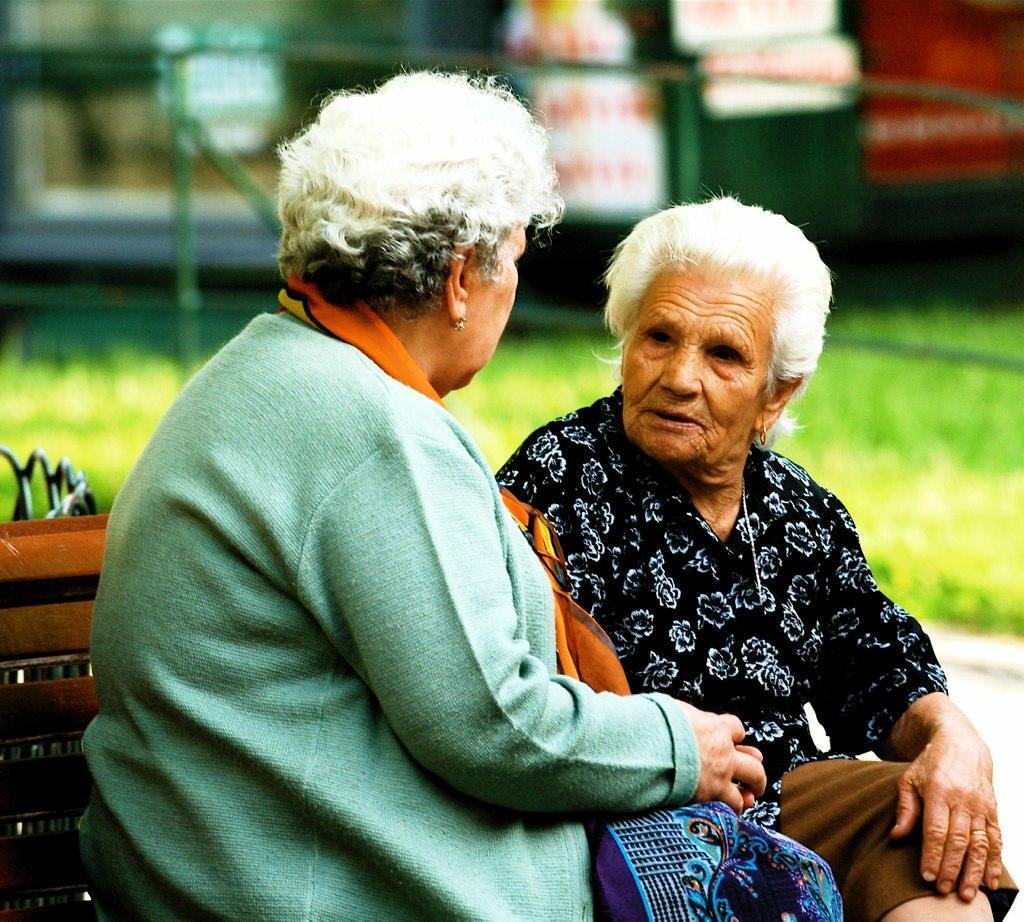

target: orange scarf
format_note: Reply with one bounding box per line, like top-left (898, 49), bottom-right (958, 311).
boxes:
top-left (279, 277), bottom-right (630, 695)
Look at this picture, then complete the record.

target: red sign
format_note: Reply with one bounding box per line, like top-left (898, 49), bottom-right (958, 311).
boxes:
top-left (861, 0), bottom-right (1024, 183)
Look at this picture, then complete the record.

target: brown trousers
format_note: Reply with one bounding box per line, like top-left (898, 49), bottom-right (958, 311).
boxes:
top-left (780, 759), bottom-right (1017, 922)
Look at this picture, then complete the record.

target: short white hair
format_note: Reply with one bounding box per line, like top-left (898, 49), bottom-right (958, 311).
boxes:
top-left (277, 71), bottom-right (563, 314)
top-left (604, 197), bottom-right (833, 445)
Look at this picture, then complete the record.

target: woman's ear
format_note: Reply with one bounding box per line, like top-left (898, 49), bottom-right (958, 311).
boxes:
top-left (443, 249), bottom-right (472, 327)
top-left (758, 377), bottom-right (804, 433)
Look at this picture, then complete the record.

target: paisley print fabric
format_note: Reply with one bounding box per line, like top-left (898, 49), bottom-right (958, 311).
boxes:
top-left (499, 389), bottom-right (948, 826)
top-left (593, 802), bottom-right (843, 921)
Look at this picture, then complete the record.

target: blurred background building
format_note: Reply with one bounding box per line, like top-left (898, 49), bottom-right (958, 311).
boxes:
top-left (0, 0), bottom-right (1022, 358)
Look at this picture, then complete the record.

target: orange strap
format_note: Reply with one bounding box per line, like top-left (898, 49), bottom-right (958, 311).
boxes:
top-left (500, 489), bottom-right (630, 696)
top-left (278, 277), bottom-right (629, 696)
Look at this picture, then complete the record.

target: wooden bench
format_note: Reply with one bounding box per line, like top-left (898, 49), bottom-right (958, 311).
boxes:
top-left (0, 515), bottom-right (107, 920)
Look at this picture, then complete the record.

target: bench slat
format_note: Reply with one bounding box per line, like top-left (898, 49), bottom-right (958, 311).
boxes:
top-left (0, 755), bottom-right (91, 822)
top-left (0, 680), bottom-right (97, 746)
top-left (0, 903), bottom-right (95, 921)
top-left (0, 518), bottom-right (106, 611)
top-left (0, 603), bottom-right (93, 661)
top-left (0, 529), bottom-right (106, 587)
top-left (0, 517), bottom-right (107, 540)
top-left (0, 831), bottom-right (87, 897)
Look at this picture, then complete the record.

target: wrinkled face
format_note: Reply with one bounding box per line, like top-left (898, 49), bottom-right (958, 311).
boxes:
top-left (621, 267), bottom-right (780, 485)
top-left (451, 226), bottom-right (527, 390)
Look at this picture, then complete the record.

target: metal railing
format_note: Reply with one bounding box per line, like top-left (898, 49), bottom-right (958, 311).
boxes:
top-left (0, 446), bottom-right (97, 521)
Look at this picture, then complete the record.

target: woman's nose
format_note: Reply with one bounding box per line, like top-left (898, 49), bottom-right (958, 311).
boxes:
top-left (660, 348), bottom-right (702, 395)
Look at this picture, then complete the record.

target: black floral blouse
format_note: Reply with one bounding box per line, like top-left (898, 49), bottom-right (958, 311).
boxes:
top-left (498, 389), bottom-right (948, 826)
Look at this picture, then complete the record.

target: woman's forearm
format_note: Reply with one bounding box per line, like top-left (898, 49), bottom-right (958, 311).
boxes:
top-left (881, 691), bottom-right (977, 760)
top-left (298, 430), bottom-right (700, 814)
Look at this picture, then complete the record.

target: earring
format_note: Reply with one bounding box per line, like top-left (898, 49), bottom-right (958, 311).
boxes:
top-left (452, 318), bottom-right (466, 332)
top-left (759, 426), bottom-right (768, 447)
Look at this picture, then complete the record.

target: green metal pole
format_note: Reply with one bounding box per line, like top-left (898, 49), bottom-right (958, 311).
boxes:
top-left (171, 51), bottom-right (202, 370)
top-left (192, 118), bottom-right (281, 233)
top-left (662, 76), bottom-right (702, 204)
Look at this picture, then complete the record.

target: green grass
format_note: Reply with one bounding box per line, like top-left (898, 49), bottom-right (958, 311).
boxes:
top-left (0, 352), bottom-right (184, 520)
top-left (2, 304), bottom-right (1023, 633)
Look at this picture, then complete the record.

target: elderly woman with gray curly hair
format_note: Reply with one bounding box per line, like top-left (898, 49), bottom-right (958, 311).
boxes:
top-left (500, 197), bottom-right (1017, 922)
top-left (79, 73), bottom-right (814, 920)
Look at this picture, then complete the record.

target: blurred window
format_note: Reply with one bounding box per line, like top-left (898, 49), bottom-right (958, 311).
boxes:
top-left (2, 0), bottom-right (405, 222)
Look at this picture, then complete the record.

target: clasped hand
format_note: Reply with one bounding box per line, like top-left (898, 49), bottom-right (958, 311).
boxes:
top-left (677, 701), bottom-right (767, 813)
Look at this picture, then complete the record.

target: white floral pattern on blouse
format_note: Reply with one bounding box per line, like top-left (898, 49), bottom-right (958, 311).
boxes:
top-left (499, 389), bottom-right (948, 827)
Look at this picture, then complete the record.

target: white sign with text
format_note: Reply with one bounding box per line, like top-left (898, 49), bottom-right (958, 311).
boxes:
top-left (672, 0), bottom-right (840, 52)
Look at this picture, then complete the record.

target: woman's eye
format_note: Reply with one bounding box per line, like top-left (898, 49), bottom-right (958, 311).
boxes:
top-left (647, 329), bottom-right (670, 344)
top-left (711, 346), bottom-right (741, 361)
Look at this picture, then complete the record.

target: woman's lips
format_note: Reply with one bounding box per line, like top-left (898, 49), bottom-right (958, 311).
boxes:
top-left (653, 410), bottom-right (700, 427)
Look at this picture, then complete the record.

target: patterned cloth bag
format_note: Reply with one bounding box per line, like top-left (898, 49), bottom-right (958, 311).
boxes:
top-left (593, 801), bottom-right (843, 921)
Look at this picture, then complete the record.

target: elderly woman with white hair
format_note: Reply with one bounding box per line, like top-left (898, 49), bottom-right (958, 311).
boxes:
top-left (79, 75), bottom-right (803, 920)
top-left (500, 197), bottom-right (1017, 921)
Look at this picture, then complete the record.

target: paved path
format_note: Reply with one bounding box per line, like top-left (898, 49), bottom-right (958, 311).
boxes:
top-left (925, 625), bottom-right (1024, 917)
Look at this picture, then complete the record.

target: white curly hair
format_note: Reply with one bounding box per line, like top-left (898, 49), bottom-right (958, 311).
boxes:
top-left (604, 197), bottom-right (833, 446)
top-left (277, 71), bottom-right (563, 315)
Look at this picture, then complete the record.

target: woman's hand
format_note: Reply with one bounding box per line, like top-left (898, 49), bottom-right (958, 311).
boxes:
top-left (886, 692), bottom-right (1002, 902)
top-left (890, 728), bottom-right (1001, 902)
top-left (677, 701), bottom-right (767, 813)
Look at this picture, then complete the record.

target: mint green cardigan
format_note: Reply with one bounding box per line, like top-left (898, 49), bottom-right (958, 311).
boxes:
top-left (80, 313), bottom-right (698, 920)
